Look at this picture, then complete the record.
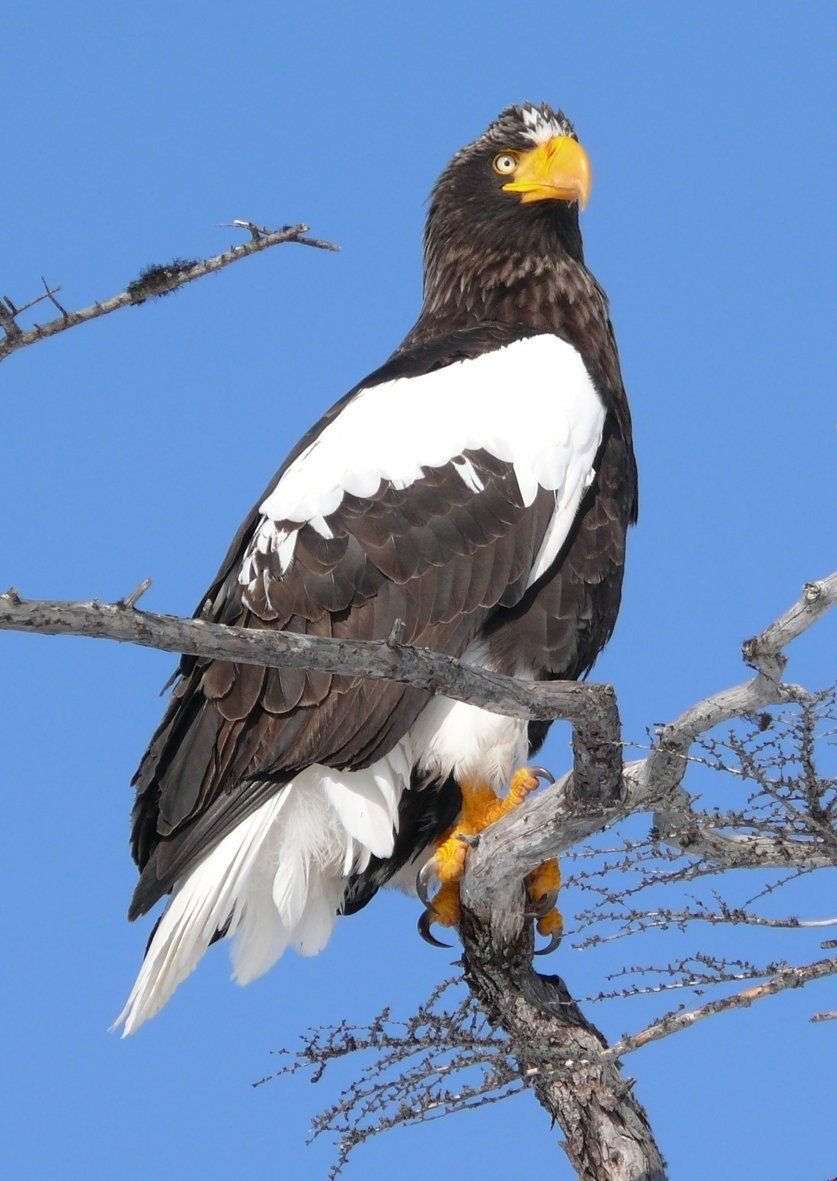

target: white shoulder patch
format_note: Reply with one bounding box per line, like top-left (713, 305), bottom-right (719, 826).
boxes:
top-left (240, 335), bottom-right (604, 584)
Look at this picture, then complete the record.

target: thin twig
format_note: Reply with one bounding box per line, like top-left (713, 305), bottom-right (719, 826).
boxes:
top-left (0, 221), bottom-right (339, 363)
top-left (605, 957), bottom-right (837, 1059)
top-left (118, 578), bottom-right (153, 610)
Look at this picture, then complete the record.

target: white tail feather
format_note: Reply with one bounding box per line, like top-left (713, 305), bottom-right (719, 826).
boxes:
top-left (114, 753), bottom-right (407, 1035)
top-left (321, 771), bottom-right (397, 858)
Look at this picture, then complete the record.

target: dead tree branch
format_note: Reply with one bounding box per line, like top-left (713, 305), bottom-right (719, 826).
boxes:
top-left (0, 586), bottom-right (619, 797)
top-left (0, 220), bottom-right (338, 363)
top-left (453, 575), bottom-right (833, 1179)
top-left (258, 979), bottom-right (524, 1181)
top-left (1, 569), bottom-right (833, 1180)
top-left (571, 900), bottom-right (837, 946)
top-left (459, 574), bottom-right (836, 957)
top-left (458, 912), bottom-right (668, 1181)
top-left (605, 956), bottom-right (837, 1059)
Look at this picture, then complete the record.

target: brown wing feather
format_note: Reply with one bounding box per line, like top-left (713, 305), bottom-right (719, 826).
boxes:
top-left (484, 417), bottom-right (635, 685)
top-left (129, 452), bottom-right (557, 918)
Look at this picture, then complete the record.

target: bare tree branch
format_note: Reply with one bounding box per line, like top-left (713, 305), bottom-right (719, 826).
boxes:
top-left (460, 572), bottom-right (836, 952)
top-left (0, 220), bottom-right (338, 363)
top-left (258, 979), bottom-right (526, 1180)
top-left (2, 575), bottom-right (831, 858)
top-left (569, 892), bottom-right (837, 947)
top-left (273, 947), bottom-right (834, 1178)
top-left (458, 912), bottom-right (669, 1181)
top-left (605, 956), bottom-right (837, 1059)
top-left (0, 586), bottom-right (598, 718)
top-left (452, 576), bottom-right (833, 1180)
top-left (1, 554), bottom-right (833, 1181)
top-left (0, 587), bottom-right (618, 795)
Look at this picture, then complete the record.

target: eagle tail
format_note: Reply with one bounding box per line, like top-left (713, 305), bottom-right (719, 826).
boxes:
top-left (113, 757), bottom-right (406, 1035)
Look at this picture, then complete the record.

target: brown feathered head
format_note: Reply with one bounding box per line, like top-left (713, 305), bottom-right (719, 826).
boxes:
top-left (422, 103), bottom-right (592, 313)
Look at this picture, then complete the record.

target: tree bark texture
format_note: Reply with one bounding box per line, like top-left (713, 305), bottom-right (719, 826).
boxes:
top-left (459, 911), bottom-right (667, 1181)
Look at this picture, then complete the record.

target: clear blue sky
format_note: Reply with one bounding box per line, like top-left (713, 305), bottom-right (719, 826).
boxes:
top-left (1, 3), bottom-right (834, 1178)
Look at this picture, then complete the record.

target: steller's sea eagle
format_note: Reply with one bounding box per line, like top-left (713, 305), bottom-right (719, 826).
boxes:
top-left (116, 102), bottom-right (637, 1034)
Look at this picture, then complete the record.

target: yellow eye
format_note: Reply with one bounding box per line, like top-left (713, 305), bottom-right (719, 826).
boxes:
top-left (492, 152), bottom-right (518, 175)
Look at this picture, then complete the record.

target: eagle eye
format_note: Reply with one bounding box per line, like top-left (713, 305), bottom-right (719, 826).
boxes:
top-left (492, 152), bottom-right (518, 176)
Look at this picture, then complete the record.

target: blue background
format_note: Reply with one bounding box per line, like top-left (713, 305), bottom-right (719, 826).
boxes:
top-left (1, 4), bottom-right (834, 1179)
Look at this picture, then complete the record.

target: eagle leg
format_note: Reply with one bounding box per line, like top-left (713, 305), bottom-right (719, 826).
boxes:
top-left (417, 767), bottom-right (562, 951)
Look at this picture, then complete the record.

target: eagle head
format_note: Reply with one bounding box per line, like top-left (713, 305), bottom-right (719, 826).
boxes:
top-left (422, 103), bottom-right (593, 317)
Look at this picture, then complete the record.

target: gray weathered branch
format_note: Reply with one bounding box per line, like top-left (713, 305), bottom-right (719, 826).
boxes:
top-left (0, 586), bottom-right (618, 798)
top-left (1, 574), bottom-right (833, 898)
top-left (1, 573), bottom-right (833, 1181)
top-left (1, 574), bottom-right (832, 924)
top-left (460, 572), bottom-right (836, 950)
top-left (458, 914), bottom-right (668, 1181)
top-left (455, 574), bottom-right (833, 1180)
top-left (0, 220), bottom-right (338, 363)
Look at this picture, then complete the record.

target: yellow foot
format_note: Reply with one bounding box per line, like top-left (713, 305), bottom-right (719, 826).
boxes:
top-left (526, 858), bottom-right (564, 954)
top-left (526, 856), bottom-right (561, 905)
top-left (417, 765), bottom-right (557, 949)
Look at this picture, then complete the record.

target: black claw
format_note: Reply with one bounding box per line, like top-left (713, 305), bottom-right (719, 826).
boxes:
top-left (457, 832), bottom-right (480, 847)
top-left (528, 765), bottom-right (555, 785)
top-left (534, 930), bottom-right (563, 956)
top-left (416, 860), bottom-right (437, 907)
top-left (418, 908), bottom-right (451, 949)
top-left (524, 890), bottom-right (560, 919)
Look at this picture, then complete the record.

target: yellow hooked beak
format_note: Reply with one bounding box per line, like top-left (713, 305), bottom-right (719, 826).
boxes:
top-left (502, 136), bottom-right (592, 208)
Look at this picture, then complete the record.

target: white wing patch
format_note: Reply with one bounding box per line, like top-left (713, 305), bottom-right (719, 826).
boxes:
top-left (241, 335), bottom-right (604, 582)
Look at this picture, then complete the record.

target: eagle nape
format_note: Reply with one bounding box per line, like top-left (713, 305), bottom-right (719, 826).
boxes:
top-left (115, 100), bottom-right (636, 1036)
top-left (414, 765), bottom-right (563, 954)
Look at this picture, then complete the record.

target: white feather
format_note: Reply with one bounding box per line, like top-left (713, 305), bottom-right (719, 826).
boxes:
top-left (116, 753), bottom-right (407, 1035)
top-left (320, 768), bottom-right (397, 860)
top-left (229, 863), bottom-right (289, 985)
top-left (113, 790), bottom-right (288, 1035)
top-left (520, 106), bottom-right (569, 144)
top-left (292, 868), bottom-right (343, 955)
top-left (452, 455), bottom-right (485, 493)
top-left (241, 335), bottom-right (604, 581)
top-left (408, 638), bottom-right (531, 790)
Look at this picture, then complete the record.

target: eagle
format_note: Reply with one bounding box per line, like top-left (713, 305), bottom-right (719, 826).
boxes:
top-left (116, 102), bottom-right (637, 1034)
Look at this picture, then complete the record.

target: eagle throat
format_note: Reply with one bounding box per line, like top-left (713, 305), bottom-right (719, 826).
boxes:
top-left (403, 208), bottom-right (612, 382)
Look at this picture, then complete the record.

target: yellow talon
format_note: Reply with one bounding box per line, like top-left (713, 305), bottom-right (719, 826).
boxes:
top-left (526, 857), bottom-right (561, 902)
top-left (417, 767), bottom-right (559, 947)
top-left (537, 907), bottom-right (564, 939)
top-left (507, 766), bottom-right (542, 807)
top-left (433, 833), bottom-right (469, 884)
